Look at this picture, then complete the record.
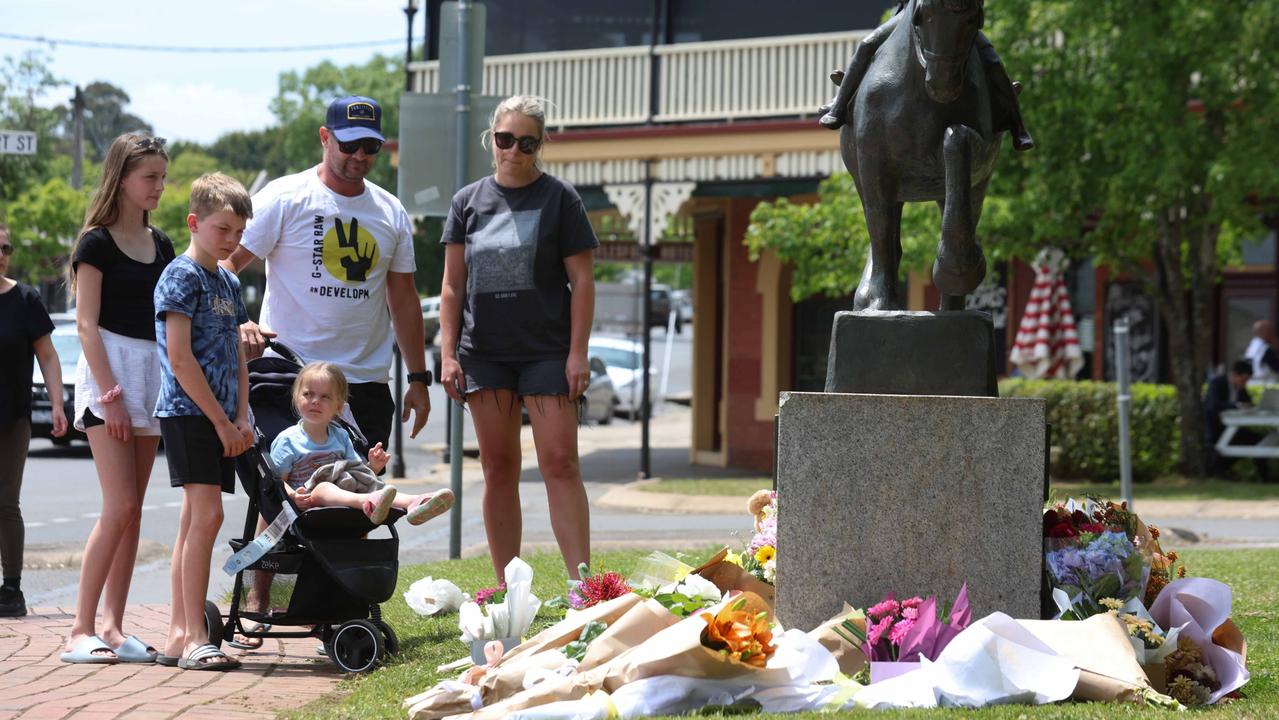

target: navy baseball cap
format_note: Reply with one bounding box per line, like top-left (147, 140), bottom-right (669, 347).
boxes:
top-left (325, 96), bottom-right (384, 142)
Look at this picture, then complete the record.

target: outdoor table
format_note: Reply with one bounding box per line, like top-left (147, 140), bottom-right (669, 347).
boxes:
top-left (1215, 409), bottom-right (1279, 458)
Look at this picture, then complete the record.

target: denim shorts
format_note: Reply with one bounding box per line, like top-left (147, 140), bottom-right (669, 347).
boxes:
top-left (459, 355), bottom-right (568, 398)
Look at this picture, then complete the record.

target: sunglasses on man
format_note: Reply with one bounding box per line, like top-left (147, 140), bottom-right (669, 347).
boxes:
top-left (493, 131), bottom-right (541, 155)
top-left (334, 137), bottom-right (383, 156)
top-left (0, 243), bottom-right (12, 257)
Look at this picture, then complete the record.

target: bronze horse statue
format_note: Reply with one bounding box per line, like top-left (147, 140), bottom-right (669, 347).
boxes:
top-left (838, 0), bottom-right (1004, 311)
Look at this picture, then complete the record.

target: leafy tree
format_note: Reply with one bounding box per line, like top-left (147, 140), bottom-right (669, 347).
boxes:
top-left (165, 150), bottom-right (222, 186)
top-left (745, 0), bottom-right (1279, 476)
top-left (0, 51), bottom-right (66, 203)
top-left (68, 81), bottom-right (153, 162)
top-left (4, 177), bottom-right (88, 282)
top-left (152, 183), bottom-right (193, 252)
top-left (985, 0), bottom-right (1279, 475)
top-left (206, 127), bottom-right (292, 179)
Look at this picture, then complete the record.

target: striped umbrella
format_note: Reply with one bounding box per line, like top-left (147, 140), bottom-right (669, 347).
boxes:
top-left (1009, 249), bottom-right (1084, 380)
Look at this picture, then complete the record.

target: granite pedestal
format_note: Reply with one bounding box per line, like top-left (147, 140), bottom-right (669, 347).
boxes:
top-left (774, 391), bottom-right (1045, 631)
top-left (825, 310), bottom-right (998, 396)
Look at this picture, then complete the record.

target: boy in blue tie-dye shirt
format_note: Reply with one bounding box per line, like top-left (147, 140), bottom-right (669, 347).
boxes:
top-left (153, 173), bottom-right (254, 671)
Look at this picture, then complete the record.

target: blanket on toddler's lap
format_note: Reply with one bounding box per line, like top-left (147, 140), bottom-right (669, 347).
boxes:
top-left (305, 459), bottom-right (384, 494)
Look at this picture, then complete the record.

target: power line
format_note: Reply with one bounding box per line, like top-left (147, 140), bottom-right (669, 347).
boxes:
top-left (0, 32), bottom-right (402, 54)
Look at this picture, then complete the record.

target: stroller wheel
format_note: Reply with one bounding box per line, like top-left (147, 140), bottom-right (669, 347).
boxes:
top-left (326, 619), bottom-right (384, 673)
top-left (203, 601), bottom-right (224, 649)
top-left (372, 620), bottom-right (399, 656)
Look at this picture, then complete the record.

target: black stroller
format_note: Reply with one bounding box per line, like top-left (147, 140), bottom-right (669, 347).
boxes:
top-left (200, 341), bottom-right (403, 673)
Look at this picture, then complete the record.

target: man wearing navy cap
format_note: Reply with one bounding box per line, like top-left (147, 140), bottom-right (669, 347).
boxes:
top-left (226, 96), bottom-right (430, 453)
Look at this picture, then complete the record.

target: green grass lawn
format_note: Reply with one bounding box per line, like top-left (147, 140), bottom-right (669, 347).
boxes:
top-left (1053, 477), bottom-right (1279, 503)
top-left (638, 477), bottom-right (772, 496)
top-left (282, 547), bottom-right (1277, 720)
top-left (643, 475), bottom-right (1279, 503)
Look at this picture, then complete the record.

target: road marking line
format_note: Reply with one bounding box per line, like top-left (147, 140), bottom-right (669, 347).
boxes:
top-left (51, 517), bottom-right (72, 524)
top-left (141, 505), bottom-right (158, 511)
top-left (82, 512), bottom-right (100, 519)
top-left (25, 521), bottom-right (46, 528)
top-left (163, 501), bottom-right (182, 508)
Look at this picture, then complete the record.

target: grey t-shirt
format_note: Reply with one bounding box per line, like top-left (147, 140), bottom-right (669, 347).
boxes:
top-left (441, 173), bottom-right (599, 360)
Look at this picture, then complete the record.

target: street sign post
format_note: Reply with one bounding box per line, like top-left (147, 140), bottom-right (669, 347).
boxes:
top-left (0, 131), bottom-right (37, 155)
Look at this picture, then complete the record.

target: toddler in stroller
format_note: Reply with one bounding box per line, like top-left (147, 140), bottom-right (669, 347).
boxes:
top-left (270, 361), bottom-right (453, 526)
top-left (209, 345), bottom-right (451, 673)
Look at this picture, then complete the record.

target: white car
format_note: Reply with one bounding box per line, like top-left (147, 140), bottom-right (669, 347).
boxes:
top-left (421, 296), bottom-right (441, 344)
top-left (31, 323), bottom-right (85, 445)
top-left (588, 335), bottom-right (655, 418)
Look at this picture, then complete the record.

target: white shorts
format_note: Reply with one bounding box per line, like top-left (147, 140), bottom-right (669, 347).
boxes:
top-left (74, 328), bottom-right (163, 436)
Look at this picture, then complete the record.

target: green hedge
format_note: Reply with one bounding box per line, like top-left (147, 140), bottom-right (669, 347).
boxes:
top-left (1000, 379), bottom-right (1181, 483)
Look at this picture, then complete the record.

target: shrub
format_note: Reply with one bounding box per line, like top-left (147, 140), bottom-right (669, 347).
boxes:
top-left (1000, 379), bottom-right (1180, 483)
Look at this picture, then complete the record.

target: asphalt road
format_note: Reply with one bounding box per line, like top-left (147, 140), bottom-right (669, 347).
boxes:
top-left (17, 326), bottom-right (701, 607)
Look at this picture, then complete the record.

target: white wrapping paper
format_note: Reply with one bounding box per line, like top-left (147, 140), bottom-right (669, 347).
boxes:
top-left (460, 557), bottom-right (542, 643)
top-left (854, 613), bottom-right (1080, 709)
top-left (1149, 577), bottom-right (1249, 704)
top-left (405, 576), bottom-right (465, 616)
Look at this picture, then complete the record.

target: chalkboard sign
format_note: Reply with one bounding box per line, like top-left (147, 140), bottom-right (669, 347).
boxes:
top-left (1103, 281), bottom-right (1161, 383)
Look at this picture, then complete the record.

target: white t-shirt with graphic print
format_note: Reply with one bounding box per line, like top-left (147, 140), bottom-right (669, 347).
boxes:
top-left (242, 167), bottom-right (416, 383)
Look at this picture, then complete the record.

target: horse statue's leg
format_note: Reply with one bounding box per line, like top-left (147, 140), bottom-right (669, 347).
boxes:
top-left (853, 196), bottom-right (904, 311)
top-left (932, 125), bottom-right (987, 306)
top-left (935, 177), bottom-right (990, 311)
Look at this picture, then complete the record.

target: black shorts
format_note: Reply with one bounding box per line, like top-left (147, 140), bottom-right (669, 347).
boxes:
top-left (82, 407), bottom-right (104, 428)
top-left (459, 356), bottom-right (569, 398)
top-left (347, 382), bottom-right (394, 451)
top-left (160, 416), bottom-right (236, 494)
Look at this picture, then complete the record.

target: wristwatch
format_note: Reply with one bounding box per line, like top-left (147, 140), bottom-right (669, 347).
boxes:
top-left (408, 370), bottom-right (433, 386)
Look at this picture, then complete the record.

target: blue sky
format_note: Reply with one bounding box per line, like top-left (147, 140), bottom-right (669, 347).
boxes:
top-left (2, 0), bottom-right (417, 144)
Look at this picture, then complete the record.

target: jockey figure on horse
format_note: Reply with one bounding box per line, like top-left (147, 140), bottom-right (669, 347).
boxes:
top-left (819, 0), bottom-right (1034, 152)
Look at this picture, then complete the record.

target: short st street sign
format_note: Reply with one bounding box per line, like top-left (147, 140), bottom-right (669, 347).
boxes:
top-left (0, 131), bottom-right (37, 156)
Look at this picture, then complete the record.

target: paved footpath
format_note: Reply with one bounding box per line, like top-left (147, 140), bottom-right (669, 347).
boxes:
top-left (0, 604), bottom-right (337, 719)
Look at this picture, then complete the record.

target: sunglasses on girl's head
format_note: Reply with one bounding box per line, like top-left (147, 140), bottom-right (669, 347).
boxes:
top-left (336, 137), bottom-right (383, 155)
top-left (493, 131), bottom-right (541, 154)
top-left (135, 137), bottom-right (166, 151)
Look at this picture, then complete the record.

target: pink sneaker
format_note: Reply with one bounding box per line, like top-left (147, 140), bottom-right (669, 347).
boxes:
top-left (362, 485), bottom-right (398, 525)
top-left (406, 489), bottom-right (454, 526)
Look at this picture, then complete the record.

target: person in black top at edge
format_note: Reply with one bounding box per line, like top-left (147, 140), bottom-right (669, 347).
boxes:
top-left (0, 223), bottom-right (69, 617)
top-left (1204, 359), bottom-right (1270, 481)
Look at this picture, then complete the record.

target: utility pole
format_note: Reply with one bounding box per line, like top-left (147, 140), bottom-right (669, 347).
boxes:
top-left (70, 86), bottom-right (84, 190)
top-left (448, 0), bottom-right (473, 560)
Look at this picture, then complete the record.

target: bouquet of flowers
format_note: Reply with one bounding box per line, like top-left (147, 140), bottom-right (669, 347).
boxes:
top-left (834, 584), bottom-right (971, 663)
top-left (737, 489), bottom-right (777, 584)
top-left (568, 563), bottom-right (632, 610)
top-left (699, 591), bottom-right (777, 668)
top-left (1043, 498), bottom-right (1152, 618)
top-left (474, 583), bottom-right (506, 607)
top-left (1143, 524), bottom-right (1188, 607)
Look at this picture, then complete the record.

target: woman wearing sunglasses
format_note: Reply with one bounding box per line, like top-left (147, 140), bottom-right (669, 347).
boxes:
top-left (439, 95), bottom-right (599, 582)
top-left (0, 223), bottom-right (69, 617)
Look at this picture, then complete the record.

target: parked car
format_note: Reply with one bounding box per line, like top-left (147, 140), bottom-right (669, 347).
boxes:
top-left (588, 335), bottom-right (655, 419)
top-left (649, 284), bottom-right (683, 334)
top-left (31, 323), bottom-right (85, 445)
top-left (520, 355), bottom-right (617, 425)
top-left (421, 296), bottom-right (441, 344)
top-left (671, 289), bottom-right (693, 325)
top-left (48, 311), bottom-right (76, 327)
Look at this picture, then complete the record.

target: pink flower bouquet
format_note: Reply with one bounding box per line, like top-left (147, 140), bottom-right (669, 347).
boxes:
top-left (835, 584), bottom-right (971, 663)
